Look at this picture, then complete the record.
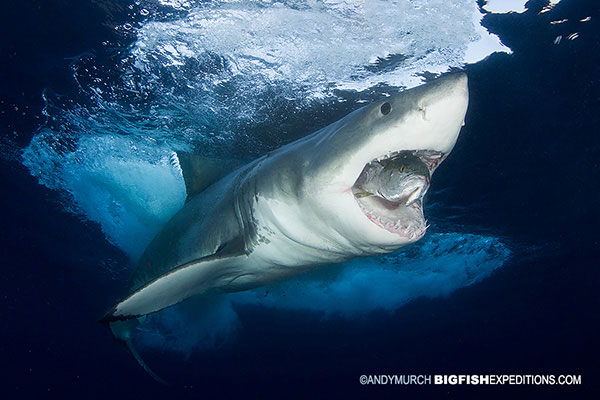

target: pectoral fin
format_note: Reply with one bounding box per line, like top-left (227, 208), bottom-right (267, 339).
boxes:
top-left (100, 254), bottom-right (243, 323)
top-left (98, 251), bottom-right (243, 385)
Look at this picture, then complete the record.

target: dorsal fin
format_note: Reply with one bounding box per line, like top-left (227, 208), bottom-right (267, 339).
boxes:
top-left (173, 152), bottom-right (231, 200)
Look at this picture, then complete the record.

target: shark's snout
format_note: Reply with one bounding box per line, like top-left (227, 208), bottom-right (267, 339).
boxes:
top-left (408, 73), bottom-right (469, 156)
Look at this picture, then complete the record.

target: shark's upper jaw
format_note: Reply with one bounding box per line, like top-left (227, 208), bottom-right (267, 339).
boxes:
top-left (352, 150), bottom-right (443, 239)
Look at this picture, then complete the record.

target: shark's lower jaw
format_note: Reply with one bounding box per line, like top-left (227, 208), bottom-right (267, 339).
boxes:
top-left (352, 150), bottom-right (443, 239)
top-left (356, 197), bottom-right (427, 239)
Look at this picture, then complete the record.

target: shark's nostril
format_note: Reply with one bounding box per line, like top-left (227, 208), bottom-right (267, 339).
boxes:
top-left (381, 102), bottom-right (392, 115)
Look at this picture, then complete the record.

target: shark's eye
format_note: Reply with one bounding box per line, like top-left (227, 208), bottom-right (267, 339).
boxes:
top-left (380, 102), bottom-right (392, 115)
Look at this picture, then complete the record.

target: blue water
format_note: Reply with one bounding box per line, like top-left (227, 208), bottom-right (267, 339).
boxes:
top-left (1, 0), bottom-right (599, 398)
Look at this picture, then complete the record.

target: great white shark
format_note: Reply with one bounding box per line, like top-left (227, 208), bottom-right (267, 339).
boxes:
top-left (100, 73), bottom-right (469, 381)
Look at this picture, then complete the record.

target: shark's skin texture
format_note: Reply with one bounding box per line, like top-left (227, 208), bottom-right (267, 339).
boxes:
top-left (102, 73), bottom-right (469, 324)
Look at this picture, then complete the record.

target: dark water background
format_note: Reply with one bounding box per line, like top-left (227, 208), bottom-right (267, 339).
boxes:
top-left (1, 0), bottom-right (599, 398)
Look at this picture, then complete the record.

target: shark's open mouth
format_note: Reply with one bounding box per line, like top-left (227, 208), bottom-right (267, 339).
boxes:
top-left (352, 150), bottom-right (445, 238)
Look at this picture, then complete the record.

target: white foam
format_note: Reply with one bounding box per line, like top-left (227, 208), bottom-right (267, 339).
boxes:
top-left (483, 0), bottom-right (528, 14)
top-left (465, 7), bottom-right (512, 63)
top-left (483, 0), bottom-right (562, 14)
top-left (157, 0), bottom-right (192, 11)
top-left (133, 0), bottom-right (510, 95)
